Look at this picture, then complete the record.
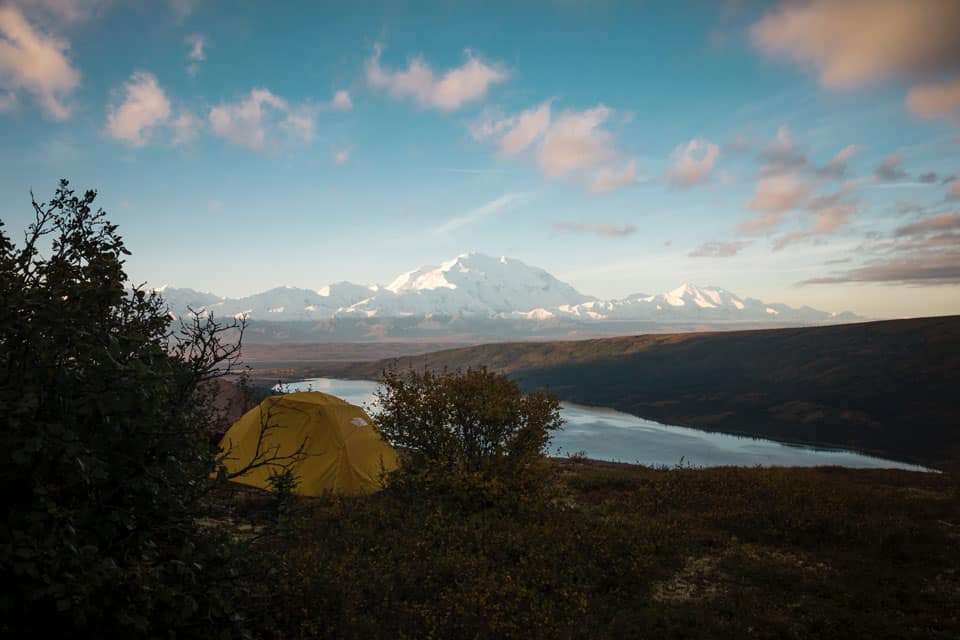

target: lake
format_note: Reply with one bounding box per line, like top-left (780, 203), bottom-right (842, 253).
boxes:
top-left (284, 378), bottom-right (930, 471)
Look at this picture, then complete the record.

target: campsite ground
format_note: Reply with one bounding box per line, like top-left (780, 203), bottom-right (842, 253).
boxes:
top-left (209, 458), bottom-right (960, 639)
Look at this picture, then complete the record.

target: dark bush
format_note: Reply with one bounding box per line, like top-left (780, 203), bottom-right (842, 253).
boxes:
top-left (0, 181), bottom-right (275, 637)
top-left (372, 366), bottom-right (562, 476)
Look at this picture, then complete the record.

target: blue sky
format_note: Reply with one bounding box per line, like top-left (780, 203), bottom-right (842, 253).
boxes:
top-left (1, 0), bottom-right (959, 318)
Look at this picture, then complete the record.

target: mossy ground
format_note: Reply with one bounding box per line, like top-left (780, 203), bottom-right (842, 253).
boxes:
top-left (210, 461), bottom-right (960, 639)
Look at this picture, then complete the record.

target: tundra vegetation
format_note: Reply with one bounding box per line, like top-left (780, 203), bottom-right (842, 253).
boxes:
top-left (2, 182), bottom-right (958, 638)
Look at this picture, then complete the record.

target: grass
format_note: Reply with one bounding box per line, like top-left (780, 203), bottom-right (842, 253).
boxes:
top-left (210, 460), bottom-right (960, 639)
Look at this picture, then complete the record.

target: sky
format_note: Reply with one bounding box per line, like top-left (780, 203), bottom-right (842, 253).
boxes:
top-left (1, 0), bottom-right (959, 319)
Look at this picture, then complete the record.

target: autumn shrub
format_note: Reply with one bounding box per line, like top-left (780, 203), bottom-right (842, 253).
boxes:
top-left (371, 366), bottom-right (563, 504)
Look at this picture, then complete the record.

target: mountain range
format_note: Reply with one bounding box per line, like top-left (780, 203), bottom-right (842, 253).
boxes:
top-left (156, 253), bottom-right (860, 330)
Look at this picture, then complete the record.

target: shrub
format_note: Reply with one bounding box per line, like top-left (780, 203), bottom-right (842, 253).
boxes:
top-left (267, 467), bottom-right (304, 536)
top-left (371, 366), bottom-right (563, 486)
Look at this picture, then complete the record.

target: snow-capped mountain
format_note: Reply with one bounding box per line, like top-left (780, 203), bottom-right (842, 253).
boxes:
top-left (152, 286), bottom-right (223, 315)
top-left (340, 253), bottom-right (595, 317)
top-left (554, 283), bottom-right (848, 323)
top-left (155, 283), bottom-right (378, 321)
top-left (155, 253), bottom-right (860, 326)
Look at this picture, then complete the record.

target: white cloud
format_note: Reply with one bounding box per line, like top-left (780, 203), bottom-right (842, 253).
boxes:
top-left (472, 101), bottom-right (635, 193)
top-left (553, 222), bottom-right (636, 237)
top-left (746, 175), bottom-right (810, 213)
top-left (770, 231), bottom-right (812, 252)
top-left (874, 153), bottom-right (908, 182)
top-left (769, 125), bottom-right (793, 153)
top-left (817, 144), bottom-right (860, 179)
top-left (171, 109), bottom-right (201, 145)
top-left (333, 146), bottom-right (351, 165)
top-left (752, 1), bottom-right (960, 133)
top-left (738, 211), bottom-right (786, 235)
top-left (209, 88), bottom-right (314, 150)
top-left (210, 89), bottom-right (284, 149)
top-left (751, 0), bottom-right (960, 89)
top-left (813, 202), bottom-right (858, 234)
top-left (279, 104), bottom-right (316, 142)
top-left (434, 193), bottom-right (527, 235)
top-left (538, 104), bottom-right (637, 192)
top-left (538, 105), bottom-right (617, 178)
top-left (896, 213), bottom-right (960, 236)
top-left (366, 45), bottom-right (507, 111)
top-left (949, 179), bottom-right (960, 201)
top-left (590, 160), bottom-right (637, 193)
top-left (666, 138), bottom-right (720, 187)
top-left (500, 102), bottom-right (551, 154)
top-left (771, 200), bottom-right (859, 251)
top-left (186, 33), bottom-right (205, 61)
top-left (330, 89), bottom-right (352, 111)
top-left (689, 240), bottom-right (751, 257)
top-left (907, 77), bottom-right (960, 125)
top-left (0, 91), bottom-right (17, 112)
top-left (472, 100), bottom-right (553, 155)
top-left (185, 33), bottom-right (205, 76)
top-left (0, 5), bottom-right (80, 120)
top-left (831, 144), bottom-right (859, 165)
top-left (106, 71), bottom-right (172, 147)
top-left (470, 109), bottom-right (512, 142)
top-left (757, 125), bottom-right (808, 176)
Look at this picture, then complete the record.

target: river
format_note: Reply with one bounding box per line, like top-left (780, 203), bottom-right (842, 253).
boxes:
top-left (283, 378), bottom-right (930, 471)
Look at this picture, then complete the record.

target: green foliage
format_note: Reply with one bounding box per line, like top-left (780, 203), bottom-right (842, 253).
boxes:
top-left (0, 181), bottom-right (273, 637)
top-left (266, 467), bottom-right (303, 536)
top-left (372, 366), bottom-right (563, 480)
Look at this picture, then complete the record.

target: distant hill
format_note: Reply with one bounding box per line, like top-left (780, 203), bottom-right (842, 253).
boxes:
top-left (308, 316), bottom-right (960, 468)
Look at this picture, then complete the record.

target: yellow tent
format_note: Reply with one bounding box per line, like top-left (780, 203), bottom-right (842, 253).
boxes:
top-left (217, 391), bottom-right (399, 496)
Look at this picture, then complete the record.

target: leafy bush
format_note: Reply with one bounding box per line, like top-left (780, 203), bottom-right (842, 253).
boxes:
top-left (372, 366), bottom-right (563, 478)
top-left (0, 181), bottom-right (274, 637)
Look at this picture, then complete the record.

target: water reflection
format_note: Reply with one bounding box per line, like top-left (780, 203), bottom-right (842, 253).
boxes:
top-left (283, 378), bottom-right (929, 472)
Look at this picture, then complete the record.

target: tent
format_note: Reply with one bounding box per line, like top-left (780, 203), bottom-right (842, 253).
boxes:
top-left (217, 391), bottom-right (399, 496)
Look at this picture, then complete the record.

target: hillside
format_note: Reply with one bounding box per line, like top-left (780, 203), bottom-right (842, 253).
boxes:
top-left (305, 316), bottom-right (960, 467)
top-left (214, 461), bottom-right (960, 639)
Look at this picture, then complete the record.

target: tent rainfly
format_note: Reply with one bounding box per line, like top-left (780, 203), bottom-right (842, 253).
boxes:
top-left (218, 391), bottom-right (399, 496)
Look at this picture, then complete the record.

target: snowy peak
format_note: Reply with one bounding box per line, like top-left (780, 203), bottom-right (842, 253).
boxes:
top-left (662, 284), bottom-right (744, 310)
top-left (370, 253), bottom-right (593, 316)
top-left (151, 287), bottom-right (223, 314)
top-left (386, 261), bottom-right (458, 293)
top-left (316, 281), bottom-right (378, 306)
top-left (155, 254), bottom-right (859, 326)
